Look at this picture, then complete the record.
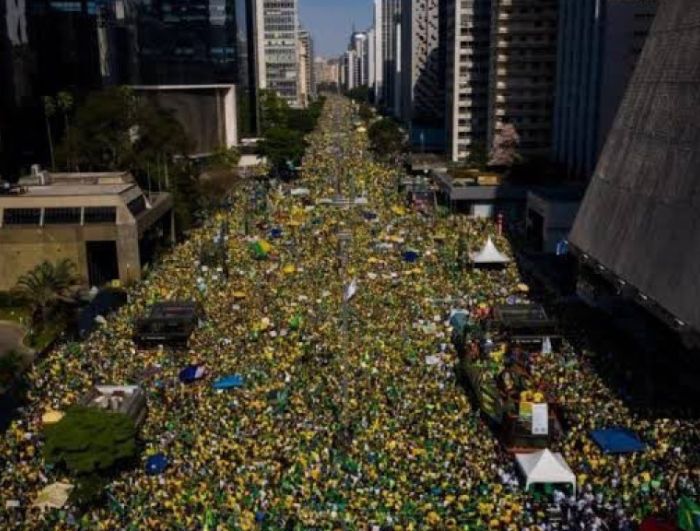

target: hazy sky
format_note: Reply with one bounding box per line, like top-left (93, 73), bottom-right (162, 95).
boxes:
top-left (299, 0), bottom-right (373, 57)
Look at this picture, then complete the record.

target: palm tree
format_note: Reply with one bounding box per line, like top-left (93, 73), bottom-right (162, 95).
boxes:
top-left (43, 96), bottom-right (57, 170)
top-left (12, 259), bottom-right (81, 325)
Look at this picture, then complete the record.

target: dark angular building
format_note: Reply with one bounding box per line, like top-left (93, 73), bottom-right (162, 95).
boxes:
top-left (570, 0), bottom-right (700, 337)
top-left (1, 0), bottom-right (134, 178)
top-left (133, 0), bottom-right (257, 135)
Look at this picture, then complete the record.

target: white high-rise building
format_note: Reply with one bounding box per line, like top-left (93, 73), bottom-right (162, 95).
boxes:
top-left (367, 27), bottom-right (376, 90)
top-left (255, 0), bottom-right (301, 107)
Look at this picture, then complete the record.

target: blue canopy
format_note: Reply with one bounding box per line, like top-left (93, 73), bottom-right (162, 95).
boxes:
top-left (403, 250), bottom-right (420, 263)
top-left (179, 364), bottom-right (205, 384)
top-left (212, 374), bottom-right (245, 390)
top-left (591, 428), bottom-right (646, 454)
top-left (146, 453), bottom-right (168, 475)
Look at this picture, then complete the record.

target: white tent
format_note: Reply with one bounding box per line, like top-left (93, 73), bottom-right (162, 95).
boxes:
top-left (516, 449), bottom-right (576, 495)
top-left (470, 236), bottom-right (511, 265)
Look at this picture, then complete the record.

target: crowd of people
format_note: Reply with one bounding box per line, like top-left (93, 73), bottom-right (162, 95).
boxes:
top-left (0, 96), bottom-right (698, 529)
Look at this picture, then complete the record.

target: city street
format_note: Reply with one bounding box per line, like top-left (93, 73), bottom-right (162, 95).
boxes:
top-left (1, 97), bottom-right (698, 529)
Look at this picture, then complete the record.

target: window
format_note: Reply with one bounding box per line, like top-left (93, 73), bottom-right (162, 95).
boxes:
top-left (44, 207), bottom-right (81, 225)
top-left (84, 207), bottom-right (116, 224)
top-left (3, 208), bottom-right (41, 225)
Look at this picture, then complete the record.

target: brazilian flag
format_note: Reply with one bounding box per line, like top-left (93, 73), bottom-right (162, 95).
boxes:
top-left (249, 239), bottom-right (272, 260)
top-left (678, 496), bottom-right (700, 531)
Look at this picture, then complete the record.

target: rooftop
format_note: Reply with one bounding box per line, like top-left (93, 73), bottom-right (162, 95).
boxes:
top-left (17, 183), bottom-right (135, 198)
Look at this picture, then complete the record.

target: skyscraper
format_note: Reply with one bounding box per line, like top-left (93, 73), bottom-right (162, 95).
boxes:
top-left (1, 0), bottom-right (134, 176)
top-left (401, 0), bottom-right (446, 149)
top-left (444, 0), bottom-right (492, 162)
top-left (553, 0), bottom-right (657, 180)
top-left (298, 29), bottom-right (315, 107)
top-left (134, 0), bottom-right (258, 134)
top-left (255, 0), bottom-right (301, 107)
top-left (374, 0), bottom-right (401, 113)
top-left (488, 0), bottom-right (559, 158)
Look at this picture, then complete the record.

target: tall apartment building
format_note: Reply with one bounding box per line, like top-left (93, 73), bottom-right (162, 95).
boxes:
top-left (374, 0), bottom-right (402, 113)
top-left (255, 0), bottom-right (301, 107)
top-left (488, 0), bottom-right (559, 158)
top-left (298, 29), bottom-right (315, 107)
top-left (350, 32), bottom-right (370, 87)
top-left (401, 0), bottom-right (446, 148)
top-left (553, 0), bottom-right (657, 180)
top-left (444, 0), bottom-right (493, 162)
top-left (367, 28), bottom-right (377, 91)
top-left (343, 50), bottom-right (358, 91)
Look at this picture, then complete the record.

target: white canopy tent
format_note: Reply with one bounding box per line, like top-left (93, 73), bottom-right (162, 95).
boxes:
top-left (516, 449), bottom-right (576, 495)
top-left (470, 236), bottom-right (510, 265)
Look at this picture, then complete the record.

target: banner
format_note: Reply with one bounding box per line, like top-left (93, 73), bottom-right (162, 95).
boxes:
top-left (344, 279), bottom-right (358, 302)
top-left (531, 403), bottom-right (549, 435)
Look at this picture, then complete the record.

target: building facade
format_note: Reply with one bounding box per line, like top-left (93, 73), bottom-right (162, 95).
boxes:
top-left (255, 0), bottom-right (301, 107)
top-left (374, 0), bottom-right (402, 113)
top-left (0, 171), bottom-right (173, 289)
top-left (135, 0), bottom-right (258, 135)
top-left (298, 29), bottom-right (315, 106)
top-left (553, 0), bottom-right (657, 180)
top-left (445, 0), bottom-right (493, 162)
top-left (401, 0), bottom-right (446, 149)
top-left (488, 0), bottom-right (559, 158)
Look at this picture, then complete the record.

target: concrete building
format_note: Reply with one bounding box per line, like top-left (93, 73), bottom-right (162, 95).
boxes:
top-left (0, 171), bottom-right (173, 290)
top-left (375, 0), bottom-right (402, 112)
top-left (343, 50), bottom-right (358, 91)
top-left (350, 32), bottom-right (370, 87)
top-left (367, 28), bottom-right (377, 90)
top-left (488, 0), bottom-right (558, 158)
top-left (445, 0), bottom-right (493, 162)
top-left (132, 85), bottom-right (238, 157)
top-left (553, 0), bottom-right (657, 180)
top-left (570, 0), bottom-right (700, 339)
top-left (298, 30), bottom-right (315, 107)
top-left (314, 57), bottom-right (340, 89)
top-left (401, 0), bottom-right (446, 149)
top-left (255, 0), bottom-right (301, 106)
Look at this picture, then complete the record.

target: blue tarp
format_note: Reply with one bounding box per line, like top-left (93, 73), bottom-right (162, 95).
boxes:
top-left (146, 453), bottom-right (168, 475)
top-left (403, 250), bottom-right (420, 263)
top-left (179, 365), bottom-right (205, 384)
top-left (591, 428), bottom-right (646, 454)
top-left (269, 227), bottom-right (283, 239)
top-left (212, 374), bottom-right (244, 390)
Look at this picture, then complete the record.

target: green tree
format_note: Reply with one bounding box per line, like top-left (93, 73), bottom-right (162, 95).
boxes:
top-left (258, 127), bottom-right (305, 171)
top-left (346, 85), bottom-right (370, 103)
top-left (259, 90), bottom-right (290, 133)
top-left (368, 118), bottom-right (405, 160)
top-left (358, 102), bottom-right (373, 123)
top-left (43, 406), bottom-right (137, 475)
top-left (12, 259), bottom-right (80, 325)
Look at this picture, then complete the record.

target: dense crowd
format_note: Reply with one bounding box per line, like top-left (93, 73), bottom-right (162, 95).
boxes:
top-left (0, 96), bottom-right (698, 529)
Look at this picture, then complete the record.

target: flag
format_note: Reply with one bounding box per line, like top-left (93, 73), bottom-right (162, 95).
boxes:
top-left (344, 279), bottom-right (358, 302)
top-left (678, 496), bottom-right (700, 531)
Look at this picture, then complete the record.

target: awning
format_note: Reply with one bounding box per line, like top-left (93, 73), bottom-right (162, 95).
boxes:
top-left (516, 449), bottom-right (576, 495)
top-left (470, 237), bottom-right (510, 264)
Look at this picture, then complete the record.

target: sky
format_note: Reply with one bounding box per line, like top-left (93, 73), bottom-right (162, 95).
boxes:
top-left (299, 0), bottom-right (373, 57)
